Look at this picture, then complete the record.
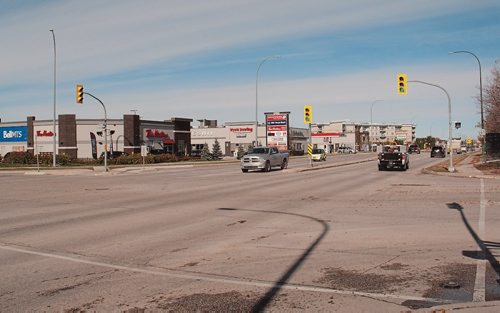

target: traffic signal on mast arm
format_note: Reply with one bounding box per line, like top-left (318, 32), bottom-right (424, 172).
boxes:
top-left (304, 105), bottom-right (312, 124)
top-left (397, 74), bottom-right (407, 95)
top-left (76, 84), bottom-right (84, 104)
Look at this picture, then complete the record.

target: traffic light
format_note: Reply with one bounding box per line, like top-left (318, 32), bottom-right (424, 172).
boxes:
top-left (454, 121), bottom-right (461, 129)
top-left (397, 74), bottom-right (407, 95)
top-left (304, 105), bottom-right (312, 124)
top-left (76, 84), bottom-right (84, 104)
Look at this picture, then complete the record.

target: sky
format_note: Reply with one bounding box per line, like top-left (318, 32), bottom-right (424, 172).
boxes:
top-left (0, 0), bottom-right (499, 139)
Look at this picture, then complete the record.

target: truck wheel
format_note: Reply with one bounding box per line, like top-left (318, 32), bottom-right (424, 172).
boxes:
top-left (280, 159), bottom-right (288, 170)
top-left (263, 161), bottom-right (271, 172)
top-left (242, 169), bottom-right (248, 173)
top-left (406, 162), bottom-right (409, 170)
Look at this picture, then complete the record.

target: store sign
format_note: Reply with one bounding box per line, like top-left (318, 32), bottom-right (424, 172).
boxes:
top-left (230, 127), bottom-right (252, 139)
top-left (144, 129), bottom-right (175, 144)
top-left (193, 130), bottom-right (214, 137)
top-left (265, 113), bottom-right (289, 151)
top-left (229, 127), bottom-right (253, 133)
top-left (0, 126), bottom-right (27, 142)
top-left (36, 130), bottom-right (55, 137)
top-left (396, 134), bottom-right (407, 140)
top-left (145, 129), bottom-right (170, 138)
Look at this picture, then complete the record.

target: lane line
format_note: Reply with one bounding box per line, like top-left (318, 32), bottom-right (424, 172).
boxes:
top-left (0, 242), bottom-right (452, 304)
top-left (473, 178), bottom-right (486, 302)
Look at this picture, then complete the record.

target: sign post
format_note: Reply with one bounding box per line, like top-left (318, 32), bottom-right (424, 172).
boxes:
top-left (304, 105), bottom-right (313, 167)
top-left (141, 145), bottom-right (148, 167)
top-left (35, 133), bottom-right (40, 172)
top-left (264, 112), bottom-right (290, 151)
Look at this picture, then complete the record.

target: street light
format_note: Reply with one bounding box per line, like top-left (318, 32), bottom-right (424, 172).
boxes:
top-left (49, 29), bottom-right (56, 167)
top-left (409, 80), bottom-right (455, 172)
top-left (449, 51), bottom-right (483, 130)
top-left (255, 55), bottom-right (280, 146)
top-left (369, 100), bottom-right (383, 151)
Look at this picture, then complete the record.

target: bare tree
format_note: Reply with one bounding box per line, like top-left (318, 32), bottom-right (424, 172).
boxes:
top-left (483, 67), bottom-right (500, 133)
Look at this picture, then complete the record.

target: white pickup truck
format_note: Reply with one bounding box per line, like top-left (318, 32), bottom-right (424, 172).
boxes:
top-left (240, 146), bottom-right (289, 172)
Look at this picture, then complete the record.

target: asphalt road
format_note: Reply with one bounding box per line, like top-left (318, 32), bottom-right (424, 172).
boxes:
top-left (0, 154), bottom-right (499, 312)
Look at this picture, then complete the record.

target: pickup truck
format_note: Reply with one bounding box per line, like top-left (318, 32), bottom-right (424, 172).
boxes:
top-left (240, 146), bottom-right (289, 172)
top-left (378, 145), bottom-right (409, 171)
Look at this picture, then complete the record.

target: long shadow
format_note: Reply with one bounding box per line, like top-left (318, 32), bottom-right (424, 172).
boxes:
top-left (217, 208), bottom-right (329, 313)
top-left (447, 202), bottom-right (500, 278)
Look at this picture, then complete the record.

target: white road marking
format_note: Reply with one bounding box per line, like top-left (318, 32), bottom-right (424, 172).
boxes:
top-left (0, 242), bottom-right (452, 304)
top-left (473, 178), bottom-right (486, 302)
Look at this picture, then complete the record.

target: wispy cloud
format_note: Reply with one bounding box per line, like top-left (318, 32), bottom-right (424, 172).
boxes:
top-left (0, 0), bottom-right (497, 139)
top-left (0, 0), bottom-right (495, 84)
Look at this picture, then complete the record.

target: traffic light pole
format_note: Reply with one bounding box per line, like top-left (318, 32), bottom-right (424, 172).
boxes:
top-left (83, 92), bottom-right (108, 172)
top-left (408, 80), bottom-right (454, 172)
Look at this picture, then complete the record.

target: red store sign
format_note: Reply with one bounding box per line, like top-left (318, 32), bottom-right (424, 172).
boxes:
top-left (229, 127), bottom-right (253, 133)
top-left (36, 130), bottom-right (55, 137)
top-left (145, 129), bottom-right (174, 144)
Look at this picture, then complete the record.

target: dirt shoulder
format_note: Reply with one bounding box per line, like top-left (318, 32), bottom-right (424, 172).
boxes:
top-left (472, 155), bottom-right (500, 176)
top-left (427, 154), bottom-right (469, 173)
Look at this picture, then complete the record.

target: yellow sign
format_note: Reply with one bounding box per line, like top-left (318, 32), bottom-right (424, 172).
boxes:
top-left (307, 144), bottom-right (313, 156)
top-left (76, 84), bottom-right (84, 104)
top-left (466, 137), bottom-right (472, 145)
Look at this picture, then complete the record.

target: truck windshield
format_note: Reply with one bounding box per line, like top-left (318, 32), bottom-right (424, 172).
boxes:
top-left (252, 148), bottom-right (269, 154)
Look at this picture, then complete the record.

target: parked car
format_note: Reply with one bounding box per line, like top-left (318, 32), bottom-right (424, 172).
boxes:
top-left (240, 146), bottom-right (289, 172)
top-left (338, 146), bottom-right (356, 154)
top-left (408, 144), bottom-right (420, 154)
top-left (311, 148), bottom-right (326, 161)
top-left (430, 146), bottom-right (446, 158)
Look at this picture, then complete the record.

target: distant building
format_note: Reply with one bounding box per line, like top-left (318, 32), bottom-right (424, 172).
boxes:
top-left (312, 121), bottom-right (416, 152)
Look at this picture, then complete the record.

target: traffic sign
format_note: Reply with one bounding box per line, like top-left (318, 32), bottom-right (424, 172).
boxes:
top-left (307, 144), bottom-right (313, 156)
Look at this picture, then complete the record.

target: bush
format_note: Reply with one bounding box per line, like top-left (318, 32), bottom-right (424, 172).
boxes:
top-left (2, 151), bottom-right (35, 164)
top-left (1, 151), bottom-right (198, 166)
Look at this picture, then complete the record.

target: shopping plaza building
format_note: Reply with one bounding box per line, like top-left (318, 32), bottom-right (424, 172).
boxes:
top-left (1, 113), bottom-right (415, 158)
top-left (0, 115), bottom-right (192, 159)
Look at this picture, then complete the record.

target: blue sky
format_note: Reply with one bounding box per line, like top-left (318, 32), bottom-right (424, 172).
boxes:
top-left (0, 0), bottom-right (499, 139)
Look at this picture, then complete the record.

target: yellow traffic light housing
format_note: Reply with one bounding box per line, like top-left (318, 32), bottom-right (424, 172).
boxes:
top-left (304, 105), bottom-right (312, 124)
top-left (76, 84), bottom-right (84, 104)
top-left (397, 74), bottom-right (407, 95)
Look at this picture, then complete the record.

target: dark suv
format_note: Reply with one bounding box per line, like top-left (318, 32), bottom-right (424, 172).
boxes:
top-left (430, 146), bottom-right (446, 158)
top-left (408, 144), bottom-right (420, 154)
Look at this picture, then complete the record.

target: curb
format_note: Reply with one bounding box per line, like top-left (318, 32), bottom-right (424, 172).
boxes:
top-left (421, 167), bottom-right (500, 180)
top-left (420, 300), bottom-right (500, 312)
top-left (294, 157), bottom-right (377, 173)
